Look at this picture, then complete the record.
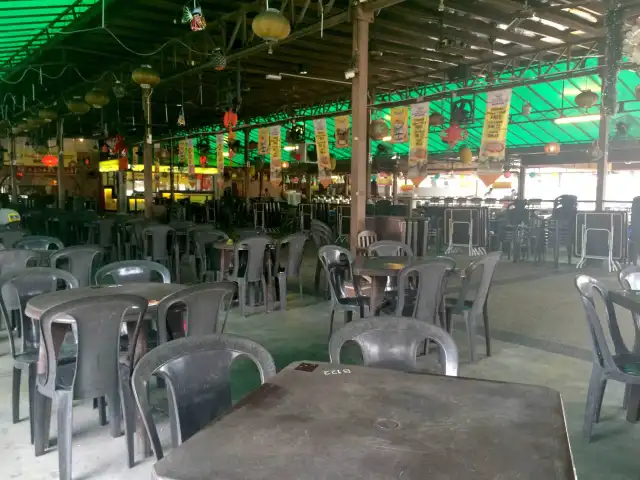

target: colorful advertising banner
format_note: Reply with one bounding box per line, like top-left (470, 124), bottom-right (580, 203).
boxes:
top-left (390, 106), bottom-right (409, 143)
top-left (258, 127), bottom-right (270, 155)
top-left (269, 125), bottom-right (282, 187)
top-left (334, 115), bottom-right (350, 149)
top-left (408, 101), bottom-right (430, 186)
top-left (178, 140), bottom-right (186, 166)
top-left (478, 88), bottom-right (512, 174)
top-left (187, 138), bottom-right (195, 175)
top-left (314, 118), bottom-right (332, 187)
top-left (228, 131), bottom-right (236, 161)
top-left (216, 134), bottom-right (224, 188)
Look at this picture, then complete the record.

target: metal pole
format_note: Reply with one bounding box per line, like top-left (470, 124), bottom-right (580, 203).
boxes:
top-left (349, 6), bottom-right (373, 251)
top-left (169, 133), bottom-right (175, 202)
top-left (244, 129), bottom-right (250, 199)
top-left (57, 117), bottom-right (65, 209)
top-left (518, 163), bottom-right (526, 201)
top-left (142, 89), bottom-right (154, 218)
top-left (9, 135), bottom-right (17, 203)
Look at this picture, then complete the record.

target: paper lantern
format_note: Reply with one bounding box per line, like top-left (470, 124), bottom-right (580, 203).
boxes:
top-left (252, 7), bottom-right (291, 53)
top-left (85, 88), bottom-right (110, 108)
top-left (212, 48), bottom-right (226, 71)
top-left (459, 146), bottom-right (473, 164)
top-left (67, 96), bottom-right (90, 115)
top-left (281, 161), bottom-right (289, 169)
top-left (429, 112), bottom-right (445, 126)
top-left (41, 154), bottom-right (58, 167)
top-left (369, 119), bottom-right (389, 140)
top-left (544, 142), bottom-right (560, 155)
top-left (503, 171), bottom-right (512, 178)
top-left (575, 90), bottom-right (598, 109)
top-left (199, 155), bottom-right (207, 167)
top-left (529, 172), bottom-right (536, 178)
top-left (38, 108), bottom-right (58, 123)
top-left (132, 65), bottom-right (160, 89)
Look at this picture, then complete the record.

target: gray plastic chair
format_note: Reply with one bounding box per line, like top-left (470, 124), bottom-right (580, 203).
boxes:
top-left (189, 228), bottom-right (229, 281)
top-left (123, 218), bottom-right (149, 260)
top-left (619, 265), bottom-right (640, 291)
top-left (143, 224), bottom-right (176, 268)
top-left (90, 218), bottom-right (116, 261)
top-left (156, 282), bottom-right (237, 344)
top-left (318, 245), bottom-right (370, 338)
top-left (230, 236), bottom-right (273, 316)
top-left (274, 233), bottom-right (307, 310)
top-left (311, 227), bottom-right (334, 294)
top-left (15, 235), bottom-right (64, 251)
top-left (367, 240), bottom-right (414, 258)
top-left (445, 251), bottom-right (501, 363)
top-left (33, 294), bottom-right (148, 479)
top-left (0, 267), bottom-right (79, 444)
top-left (0, 229), bottom-right (25, 248)
top-left (95, 260), bottom-right (171, 285)
top-left (0, 249), bottom-right (38, 275)
top-left (131, 334), bottom-right (276, 460)
top-left (575, 275), bottom-right (640, 441)
top-left (329, 317), bottom-right (459, 376)
top-left (50, 245), bottom-right (104, 287)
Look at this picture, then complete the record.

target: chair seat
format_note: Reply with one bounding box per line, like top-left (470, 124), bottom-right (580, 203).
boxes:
top-left (445, 297), bottom-right (473, 310)
top-left (615, 354), bottom-right (640, 376)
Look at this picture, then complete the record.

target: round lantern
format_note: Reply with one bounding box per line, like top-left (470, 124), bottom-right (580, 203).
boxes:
top-left (504, 170), bottom-right (512, 179)
top-left (429, 112), bottom-right (445, 126)
top-left (211, 49), bottom-right (226, 71)
top-left (41, 154), bottom-right (58, 167)
top-left (369, 119), bottom-right (389, 140)
top-left (529, 172), bottom-right (536, 178)
top-left (575, 90), bottom-right (598, 109)
top-left (459, 146), bottom-right (473, 164)
top-left (132, 65), bottom-right (160, 89)
top-left (544, 142), bottom-right (560, 155)
top-left (433, 173), bottom-right (441, 180)
top-left (38, 108), bottom-right (58, 123)
top-left (199, 155), bottom-right (207, 167)
top-left (282, 161), bottom-right (289, 169)
top-left (85, 88), bottom-right (110, 108)
top-left (112, 80), bottom-right (126, 99)
top-left (252, 7), bottom-right (291, 53)
top-left (67, 96), bottom-right (91, 115)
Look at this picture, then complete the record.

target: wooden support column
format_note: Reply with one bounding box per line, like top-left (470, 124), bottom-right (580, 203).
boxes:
top-left (349, 6), bottom-right (373, 251)
top-left (142, 89), bottom-right (154, 219)
top-left (56, 118), bottom-right (65, 208)
top-left (517, 163), bottom-right (526, 201)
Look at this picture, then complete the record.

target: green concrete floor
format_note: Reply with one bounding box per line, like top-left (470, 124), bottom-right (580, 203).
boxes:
top-left (1, 253), bottom-right (639, 479)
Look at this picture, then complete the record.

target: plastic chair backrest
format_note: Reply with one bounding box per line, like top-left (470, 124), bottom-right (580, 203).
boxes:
top-left (50, 245), bottom-right (104, 287)
top-left (143, 225), bottom-right (175, 260)
top-left (275, 233), bottom-right (307, 278)
top-left (0, 267), bottom-right (79, 360)
top-left (95, 218), bottom-right (115, 247)
top-left (454, 252), bottom-right (501, 317)
top-left (132, 334), bottom-right (276, 460)
top-left (575, 275), bottom-right (628, 371)
top-left (235, 236), bottom-right (273, 283)
top-left (318, 245), bottom-right (359, 305)
top-left (357, 230), bottom-right (378, 249)
top-left (191, 229), bottom-right (229, 257)
top-left (95, 260), bottom-right (171, 285)
top-left (329, 317), bottom-right (458, 376)
top-left (15, 235), bottom-right (63, 251)
top-left (0, 249), bottom-right (38, 275)
top-left (395, 259), bottom-right (455, 322)
top-left (0, 230), bottom-right (24, 248)
top-left (38, 294), bottom-right (147, 398)
top-left (367, 240), bottom-right (414, 258)
top-left (619, 265), bottom-right (640, 291)
top-left (156, 282), bottom-right (237, 344)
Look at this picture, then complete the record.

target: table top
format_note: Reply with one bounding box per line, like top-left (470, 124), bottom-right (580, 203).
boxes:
top-left (353, 256), bottom-right (418, 276)
top-left (25, 282), bottom-right (185, 320)
top-left (610, 290), bottom-right (640, 314)
top-left (213, 241), bottom-right (276, 251)
top-left (152, 362), bottom-right (575, 480)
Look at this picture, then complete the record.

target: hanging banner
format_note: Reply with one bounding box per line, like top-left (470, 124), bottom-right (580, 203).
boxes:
top-left (228, 131), bottom-right (236, 160)
top-left (408, 102), bottom-right (430, 186)
top-left (314, 118), bottom-right (332, 187)
top-left (132, 145), bottom-right (139, 167)
top-left (478, 88), bottom-right (512, 173)
top-left (216, 134), bottom-right (224, 188)
top-left (334, 115), bottom-right (350, 149)
top-left (258, 127), bottom-right (270, 155)
top-left (178, 140), bottom-right (187, 166)
top-left (187, 138), bottom-right (195, 175)
top-left (269, 125), bottom-right (282, 187)
top-left (390, 106), bottom-right (409, 143)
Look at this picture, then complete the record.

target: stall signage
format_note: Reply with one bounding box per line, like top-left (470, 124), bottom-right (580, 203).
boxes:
top-left (408, 101), bottom-right (430, 186)
top-left (479, 88), bottom-right (512, 173)
top-left (314, 118), bottom-right (332, 187)
top-left (269, 125), bottom-right (282, 187)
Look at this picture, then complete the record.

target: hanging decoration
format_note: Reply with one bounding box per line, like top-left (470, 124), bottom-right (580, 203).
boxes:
top-left (429, 112), bottom-right (444, 127)
top-left (41, 154), bottom-right (58, 167)
top-left (440, 121), bottom-right (467, 149)
top-left (459, 145), bottom-right (473, 164)
top-left (545, 142), bottom-right (561, 155)
top-left (575, 90), bottom-right (598, 109)
top-left (390, 106), bottom-right (408, 143)
top-left (211, 48), bottom-right (227, 71)
top-left (258, 127), bottom-right (270, 155)
top-left (369, 118), bottom-right (389, 140)
top-left (478, 88), bottom-right (512, 174)
top-left (113, 81), bottom-right (126, 99)
top-left (223, 109), bottom-right (238, 135)
top-left (313, 118), bottom-right (332, 187)
top-left (269, 125), bottom-right (282, 186)
top-left (85, 88), bottom-right (110, 109)
top-left (132, 65), bottom-right (160, 89)
top-left (38, 108), bottom-right (57, 123)
top-left (177, 106), bottom-right (186, 127)
top-left (154, 159), bottom-right (161, 192)
top-left (200, 155), bottom-right (207, 167)
top-left (334, 115), bottom-right (350, 148)
top-left (181, 1), bottom-right (207, 32)
top-left (408, 102), bottom-right (430, 186)
top-left (216, 133), bottom-right (224, 188)
top-left (522, 101), bottom-right (532, 116)
top-left (67, 96), bottom-right (90, 115)
top-left (252, 1), bottom-right (291, 54)
top-left (504, 170), bottom-right (512, 179)
top-left (105, 133), bottom-right (127, 157)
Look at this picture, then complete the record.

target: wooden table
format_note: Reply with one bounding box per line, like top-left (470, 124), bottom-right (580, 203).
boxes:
top-left (352, 256), bottom-right (410, 314)
top-left (152, 362), bottom-right (575, 480)
top-left (26, 282), bottom-right (185, 460)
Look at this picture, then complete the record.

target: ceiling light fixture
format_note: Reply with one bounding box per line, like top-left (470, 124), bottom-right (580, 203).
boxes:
top-left (284, 145), bottom-right (298, 151)
top-left (554, 114), bottom-right (600, 124)
top-left (382, 136), bottom-right (392, 142)
top-left (344, 67), bottom-right (358, 80)
top-left (265, 73), bottom-right (282, 80)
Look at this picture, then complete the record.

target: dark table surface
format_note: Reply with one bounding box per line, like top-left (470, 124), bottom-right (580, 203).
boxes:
top-left (152, 361), bottom-right (575, 480)
top-left (610, 290), bottom-right (640, 314)
top-left (353, 255), bottom-right (414, 277)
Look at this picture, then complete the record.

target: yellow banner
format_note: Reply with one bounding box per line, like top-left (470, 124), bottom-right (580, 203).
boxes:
top-left (408, 102), bottom-right (430, 187)
top-left (258, 127), bottom-right (270, 155)
top-left (187, 138), bottom-right (195, 175)
top-left (479, 88), bottom-right (512, 173)
top-left (314, 118), bottom-right (332, 187)
top-left (334, 115), bottom-right (350, 149)
top-left (390, 106), bottom-right (408, 143)
top-left (216, 133), bottom-right (224, 187)
top-left (269, 125), bottom-right (282, 187)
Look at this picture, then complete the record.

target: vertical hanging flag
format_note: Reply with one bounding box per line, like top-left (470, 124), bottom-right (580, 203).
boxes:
top-left (334, 115), bottom-right (350, 149)
top-left (314, 118), bottom-right (332, 187)
top-left (187, 138), bottom-right (195, 175)
top-left (178, 140), bottom-right (187, 166)
top-left (228, 131), bottom-right (236, 160)
top-left (479, 88), bottom-right (512, 175)
top-left (258, 127), bottom-right (270, 155)
top-left (216, 133), bottom-right (224, 188)
top-left (132, 145), bottom-right (139, 166)
top-left (408, 102), bottom-right (430, 187)
top-left (390, 106), bottom-right (409, 143)
top-left (269, 125), bottom-right (282, 187)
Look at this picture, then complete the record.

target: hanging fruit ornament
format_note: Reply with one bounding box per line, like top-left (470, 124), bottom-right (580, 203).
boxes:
top-left (429, 112), bottom-right (445, 127)
top-left (459, 145), bottom-right (473, 164)
top-left (252, 1), bottom-right (291, 54)
top-left (522, 101), bottom-right (532, 116)
top-left (575, 90), bottom-right (598, 109)
top-left (112, 80), bottom-right (126, 99)
top-left (504, 170), bottom-right (512, 179)
top-left (85, 87), bottom-right (110, 109)
top-left (177, 106), bottom-right (186, 127)
top-left (180, 1), bottom-right (206, 32)
top-left (38, 108), bottom-right (58, 123)
top-left (67, 96), bottom-right (91, 115)
top-left (223, 108), bottom-right (238, 135)
top-left (211, 48), bottom-right (226, 71)
top-left (441, 121), bottom-right (468, 149)
top-left (544, 142), bottom-right (560, 155)
top-left (132, 65), bottom-right (160, 89)
top-left (369, 119), bottom-right (389, 140)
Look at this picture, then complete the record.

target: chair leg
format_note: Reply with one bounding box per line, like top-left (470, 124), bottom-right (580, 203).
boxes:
top-left (57, 392), bottom-right (74, 480)
top-left (483, 303), bottom-right (491, 357)
top-left (299, 278), bottom-right (303, 296)
top-left (34, 391), bottom-right (52, 456)
top-left (238, 281), bottom-right (246, 317)
top-left (97, 397), bottom-right (107, 426)
top-left (28, 363), bottom-right (36, 444)
top-left (119, 374), bottom-right (136, 468)
top-left (107, 391), bottom-right (123, 438)
top-left (278, 274), bottom-right (287, 311)
top-left (12, 366), bottom-right (21, 424)
top-left (626, 383), bottom-right (640, 423)
top-left (328, 309), bottom-right (336, 340)
top-left (584, 367), bottom-right (606, 441)
top-left (464, 310), bottom-right (476, 363)
top-left (262, 279), bottom-right (269, 313)
top-left (595, 379), bottom-right (607, 424)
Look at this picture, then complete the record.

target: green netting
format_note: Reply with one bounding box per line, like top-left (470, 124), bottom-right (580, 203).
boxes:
top-left (0, 1), bottom-right (99, 75)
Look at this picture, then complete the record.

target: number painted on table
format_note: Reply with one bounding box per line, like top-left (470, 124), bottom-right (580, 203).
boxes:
top-left (323, 369), bottom-right (351, 375)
